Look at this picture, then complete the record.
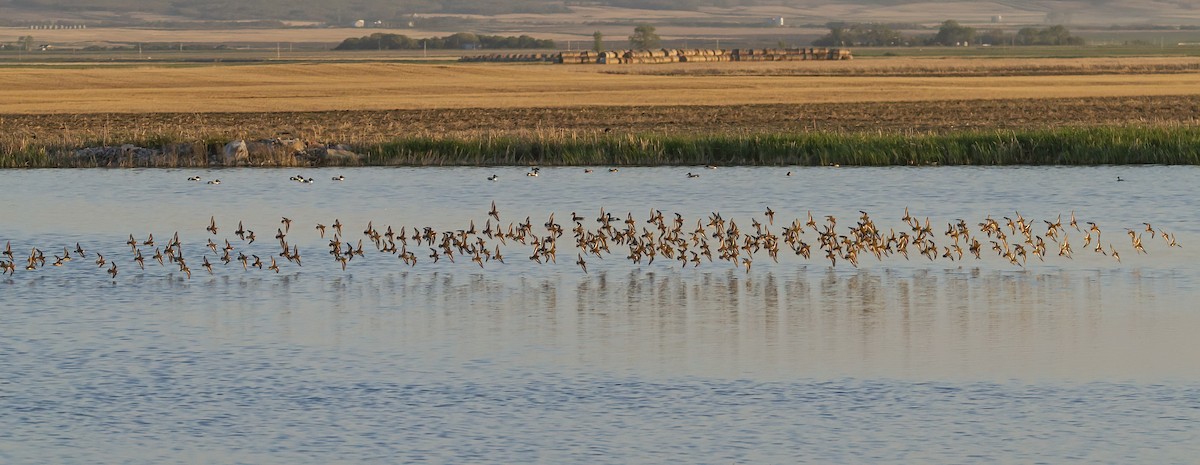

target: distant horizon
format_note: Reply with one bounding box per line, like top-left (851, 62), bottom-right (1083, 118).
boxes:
top-left (2, 0), bottom-right (1199, 28)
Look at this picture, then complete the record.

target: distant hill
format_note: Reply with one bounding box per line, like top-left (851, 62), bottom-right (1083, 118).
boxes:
top-left (2, 0), bottom-right (1198, 26)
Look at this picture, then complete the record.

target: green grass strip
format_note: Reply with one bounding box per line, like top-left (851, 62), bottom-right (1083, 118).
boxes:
top-left (4, 126), bottom-right (1200, 168)
top-left (364, 127), bottom-right (1200, 166)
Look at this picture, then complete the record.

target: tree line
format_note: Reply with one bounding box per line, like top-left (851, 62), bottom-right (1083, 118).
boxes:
top-left (813, 21), bottom-right (1085, 47)
top-left (334, 32), bottom-right (555, 51)
top-left (0, 36), bottom-right (37, 51)
top-left (4, 0), bottom-right (781, 22)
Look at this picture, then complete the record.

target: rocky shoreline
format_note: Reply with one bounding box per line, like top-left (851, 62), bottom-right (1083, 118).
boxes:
top-left (67, 139), bottom-right (363, 167)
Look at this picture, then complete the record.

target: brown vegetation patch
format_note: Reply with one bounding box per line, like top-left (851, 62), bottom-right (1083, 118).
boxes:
top-left (3, 95), bottom-right (1199, 151)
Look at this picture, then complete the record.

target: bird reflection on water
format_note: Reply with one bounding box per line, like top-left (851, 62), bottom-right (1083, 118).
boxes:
top-left (53, 265), bottom-right (1167, 380)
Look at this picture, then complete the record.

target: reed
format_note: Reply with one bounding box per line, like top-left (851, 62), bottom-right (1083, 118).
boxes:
top-left (3, 126), bottom-right (1199, 168)
top-left (364, 126), bottom-right (1200, 166)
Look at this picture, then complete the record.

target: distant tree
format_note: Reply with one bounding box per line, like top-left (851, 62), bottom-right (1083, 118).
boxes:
top-left (1042, 25), bottom-right (1083, 45)
top-left (1015, 27), bottom-right (1039, 45)
top-left (932, 20), bottom-right (975, 46)
top-left (1015, 25), bottom-right (1084, 45)
top-left (978, 28), bottom-right (1011, 46)
top-left (444, 32), bottom-right (480, 49)
top-left (334, 32), bottom-right (553, 51)
top-left (813, 23), bottom-right (904, 47)
top-left (592, 31), bottom-right (604, 53)
top-left (20, 35), bottom-right (35, 52)
top-left (813, 23), bottom-right (848, 46)
top-left (628, 24), bottom-right (660, 49)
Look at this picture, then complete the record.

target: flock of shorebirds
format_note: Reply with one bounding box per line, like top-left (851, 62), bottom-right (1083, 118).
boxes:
top-left (187, 173), bottom-right (349, 185)
top-left (493, 165), bottom-right (724, 181)
top-left (0, 200), bottom-right (1184, 280)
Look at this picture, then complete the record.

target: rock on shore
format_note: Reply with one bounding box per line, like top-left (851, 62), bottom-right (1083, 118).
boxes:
top-left (69, 139), bottom-right (362, 167)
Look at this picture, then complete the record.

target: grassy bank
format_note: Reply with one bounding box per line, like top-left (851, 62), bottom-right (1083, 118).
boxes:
top-left (3, 126), bottom-right (1199, 168)
top-left (364, 126), bottom-right (1200, 166)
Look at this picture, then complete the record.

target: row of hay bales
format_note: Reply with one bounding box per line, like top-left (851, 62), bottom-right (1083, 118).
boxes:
top-left (458, 53), bottom-right (557, 63)
top-left (731, 48), bottom-right (852, 61)
top-left (678, 49), bottom-right (732, 63)
top-left (459, 48), bottom-right (851, 64)
top-left (609, 49), bottom-right (679, 64)
top-left (558, 48), bottom-right (850, 64)
top-left (559, 51), bottom-right (600, 64)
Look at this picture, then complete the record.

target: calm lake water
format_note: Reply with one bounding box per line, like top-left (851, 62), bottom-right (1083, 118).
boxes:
top-left (2, 166), bottom-right (1199, 464)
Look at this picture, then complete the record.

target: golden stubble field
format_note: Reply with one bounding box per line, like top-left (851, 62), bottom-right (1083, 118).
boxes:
top-left (2, 58), bottom-right (1200, 114)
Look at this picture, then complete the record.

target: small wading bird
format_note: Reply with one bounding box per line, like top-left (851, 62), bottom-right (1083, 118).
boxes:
top-left (1128, 230), bottom-right (1147, 254)
top-left (0, 207), bottom-right (1184, 282)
